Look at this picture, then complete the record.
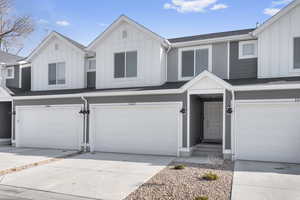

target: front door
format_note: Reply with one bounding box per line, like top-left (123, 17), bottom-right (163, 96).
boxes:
top-left (203, 102), bottom-right (223, 140)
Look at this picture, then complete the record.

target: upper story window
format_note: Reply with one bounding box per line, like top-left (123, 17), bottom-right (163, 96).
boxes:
top-left (179, 45), bottom-right (211, 80)
top-left (294, 37), bottom-right (300, 69)
top-left (114, 51), bottom-right (137, 78)
top-left (239, 40), bottom-right (257, 59)
top-left (6, 67), bottom-right (14, 79)
top-left (48, 62), bottom-right (66, 85)
top-left (87, 59), bottom-right (96, 72)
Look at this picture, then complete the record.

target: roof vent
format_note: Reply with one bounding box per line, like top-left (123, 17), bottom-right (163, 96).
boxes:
top-left (122, 30), bottom-right (127, 39)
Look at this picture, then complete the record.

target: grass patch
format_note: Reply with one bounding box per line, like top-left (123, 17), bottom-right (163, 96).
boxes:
top-left (202, 172), bottom-right (219, 181)
top-left (173, 164), bottom-right (185, 170)
top-left (194, 196), bottom-right (208, 200)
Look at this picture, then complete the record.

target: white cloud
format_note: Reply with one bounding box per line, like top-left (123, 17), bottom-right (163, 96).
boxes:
top-left (56, 20), bottom-right (70, 26)
top-left (271, 0), bottom-right (292, 6)
top-left (210, 3), bottom-right (228, 10)
top-left (163, 0), bottom-right (217, 13)
top-left (264, 8), bottom-right (280, 16)
top-left (38, 19), bottom-right (49, 24)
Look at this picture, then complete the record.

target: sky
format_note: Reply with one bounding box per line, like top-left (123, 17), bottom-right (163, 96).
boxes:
top-left (13, 0), bottom-right (293, 57)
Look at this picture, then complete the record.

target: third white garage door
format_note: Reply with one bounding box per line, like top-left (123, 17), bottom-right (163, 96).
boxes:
top-left (89, 102), bottom-right (182, 156)
top-left (235, 100), bottom-right (300, 163)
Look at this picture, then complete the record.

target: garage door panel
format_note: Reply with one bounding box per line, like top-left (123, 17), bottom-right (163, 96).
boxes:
top-left (16, 105), bottom-right (83, 150)
top-left (90, 103), bottom-right (181, 156)
top-left (235, 102), bottom-right (300, 163)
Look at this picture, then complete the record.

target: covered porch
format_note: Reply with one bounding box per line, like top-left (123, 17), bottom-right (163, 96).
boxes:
top-left (184, 71), bottom-right (233, 159)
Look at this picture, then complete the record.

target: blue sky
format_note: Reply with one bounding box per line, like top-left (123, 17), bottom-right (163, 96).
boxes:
top-left (13, 0), bottom-right (292, 57)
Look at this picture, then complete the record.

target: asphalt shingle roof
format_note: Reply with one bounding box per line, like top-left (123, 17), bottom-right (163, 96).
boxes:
top-left (0, 51), bottom-right (23, 65)
top-left (168, 28), bottom-right (255, 43)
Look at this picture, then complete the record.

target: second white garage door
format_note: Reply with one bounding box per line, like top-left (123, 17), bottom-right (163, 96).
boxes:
top-left (234, 100), bottom-right (300, 163)
top-left (16, 105), bottom-right (83, 150)
top-left (89, 102), bottom-right (182, 156)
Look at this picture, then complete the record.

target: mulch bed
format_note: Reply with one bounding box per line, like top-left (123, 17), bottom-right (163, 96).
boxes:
top-left (125, 160), bottom-right (234, 200)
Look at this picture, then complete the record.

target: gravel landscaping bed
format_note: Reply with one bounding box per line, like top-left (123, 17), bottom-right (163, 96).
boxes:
top-left (125, 160), bottom-right (234, 200)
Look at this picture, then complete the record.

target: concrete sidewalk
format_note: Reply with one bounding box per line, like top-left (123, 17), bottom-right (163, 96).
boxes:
top-left (231, 161), bottom-right (300, 200)
top-left (0, 146), bottom-right (78, 172)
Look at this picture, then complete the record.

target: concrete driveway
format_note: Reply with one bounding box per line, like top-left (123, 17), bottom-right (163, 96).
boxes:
top-left (0, 152), bottom-right (174, 200)
top-left (0, 146), bottom-right (77, 172)
top-left (231, 161), bottom-right (300, 200)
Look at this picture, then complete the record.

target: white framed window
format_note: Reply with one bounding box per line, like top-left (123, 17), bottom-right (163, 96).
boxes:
top-left (293, 37), bottom-right (300, 69)
top-left (114, 51), bottom-right (137, 78)
top-left (48, 62), bottom-right (66, 85)
top-left (239, 40), bottom-right (257, 59)
top-left (6, 67), bottom-right (14, 79)
top-left (87, 59), bottom-right (96, 72)
top-left (178, 45), bottom-right (212, 80)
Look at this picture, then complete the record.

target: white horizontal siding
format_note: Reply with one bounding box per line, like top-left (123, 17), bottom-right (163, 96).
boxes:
top-left (95, 22), bottom-right (165, 89)
top-left (258, 4), bottom-right (300, 78)
top-left (31, 36), bottom-right (85, 91)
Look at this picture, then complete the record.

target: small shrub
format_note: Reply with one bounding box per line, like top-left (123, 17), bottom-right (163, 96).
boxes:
top-left (173, 164), bottom-right (185, 170)
top-left (194, 196), bottom-right (208, 200)
top-left (202, 172), bottom-right (219, 181)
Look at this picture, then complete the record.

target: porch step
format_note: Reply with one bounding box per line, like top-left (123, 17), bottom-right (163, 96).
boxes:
top-left (192, 144), bottom-right (222, 157)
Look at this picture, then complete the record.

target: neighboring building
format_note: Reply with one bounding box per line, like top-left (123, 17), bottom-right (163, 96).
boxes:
top-left (3, 0), bottom-right (300, 163)
top-left (0, 50), bottom-right (30, 144)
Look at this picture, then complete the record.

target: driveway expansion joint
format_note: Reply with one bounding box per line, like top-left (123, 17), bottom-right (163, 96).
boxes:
top-left (0, 151), bottom-right (82, 176)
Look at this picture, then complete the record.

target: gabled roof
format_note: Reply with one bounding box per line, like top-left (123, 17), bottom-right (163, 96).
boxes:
top-left (54, 31), bottom-right (86, 50)
top-left (26, 31), bottom-right (86, 61)
top-left (253, 0), bottom-right (300, 35)
top-left (87, 15), bottom-right (167, 50)
top-left (181, 70), bottom-right (233, 91)
top-left (0, 50), bottom-right (23, 65)
top-left (168, 28), bottom-right (255, 43)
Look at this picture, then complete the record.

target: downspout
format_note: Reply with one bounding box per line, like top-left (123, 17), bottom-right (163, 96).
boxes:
top-left (81, 96), bottom-right (88, 152)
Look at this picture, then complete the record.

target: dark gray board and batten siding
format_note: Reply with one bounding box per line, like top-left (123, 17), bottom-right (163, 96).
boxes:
top-left (229, 41), bottom-right (257, 79)
top-left (6, 65), bottom-right (19, 88)
top-left (13, 92), bottom-right (189, 147)
top-left (0, 102), bottom-right (12, 139)
top-left (235, 89), bottom-right (300, 100)
top-left (167, 42), bottom-right (229, 81)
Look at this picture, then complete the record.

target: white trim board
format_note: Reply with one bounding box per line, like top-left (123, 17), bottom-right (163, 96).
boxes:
top-left (253, 0), bottom-right (300, 36)
top-left (178, 45), bottom-right (212, 81)
top-left (26, 31), bottom-right (86, 61)
top-left (87, 15), bottom-right (168, 50)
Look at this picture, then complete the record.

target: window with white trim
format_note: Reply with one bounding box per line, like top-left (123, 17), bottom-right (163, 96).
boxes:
top-left (294, 37), bottom-right (300, 69)
top-left (87, 59), bottom-right (96, 72)
top-left (239, 40), bottom-right (257, 59)
top-left (6, 67), bottom-right (14, 79)
top-left (48, 62), bottom-right (66, 85)
top-left (179, 46), bottom-right (210, 80)
top-left (114, 51), bottom-right (137, 78)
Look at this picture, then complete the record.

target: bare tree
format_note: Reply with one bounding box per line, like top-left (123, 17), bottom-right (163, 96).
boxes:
top-left (0, 0), bottom-right (34, 54)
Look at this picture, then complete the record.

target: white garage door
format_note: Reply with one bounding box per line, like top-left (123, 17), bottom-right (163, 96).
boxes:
top-left (235, 100), bottom-right (300, 163)
top-left (16, 105), bottom-right (83, 150)
top-left (89, 102), bottom-right (182, 156)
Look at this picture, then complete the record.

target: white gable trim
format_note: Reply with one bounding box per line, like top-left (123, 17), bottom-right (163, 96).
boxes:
top-left (0, 87), bottom-right (12, 101)
top-left (87, 15), bottom-right (167, 50)
top-left (26, 32), bottom-right (86, 61)
top-left (181, 70), bottom-right (233, 91)
top-left (253, 0), bottom-right (300, 36)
